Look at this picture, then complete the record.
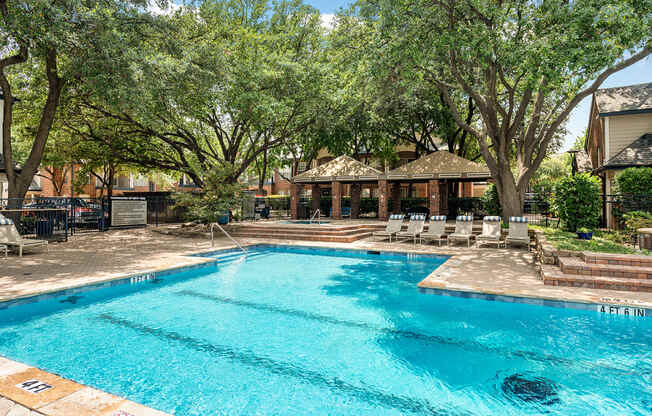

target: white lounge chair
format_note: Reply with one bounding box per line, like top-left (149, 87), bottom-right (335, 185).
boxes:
top-left (420, 216), bottom-right (447, 246)
top-left (506, 216), bottom-right (530, 248)
top-left (396, 214), bottom-right (426, 244)
top-left (372, 214), bottom-right (404, 242)
top-left (0, 214), bottom-right (49, 257)
top-left (448, 215), bottom-right (474, 247)
top-left (476, 216), bottom-right (504, 248)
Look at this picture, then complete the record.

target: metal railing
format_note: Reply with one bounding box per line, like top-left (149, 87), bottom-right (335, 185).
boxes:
top-left (309, 209), bottom-right (321, 224)
top-left (211, 222), bottom-right (247, 254)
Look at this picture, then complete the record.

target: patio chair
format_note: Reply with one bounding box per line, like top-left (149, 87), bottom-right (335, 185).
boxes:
top-left (420, 216), bottom-right (447, 246)
top-left (372, 214), bottom-right (404, 242)
top-left (506, 216), bottom-right (530, 248)
top-left (447, 215), bottom-right (474, 247)
top-left (396, 214), bottom-right (426, 244)
top-left (0, 214), bottom-right (49, 257)
top-left (476, 216), bottom-right (505, 248)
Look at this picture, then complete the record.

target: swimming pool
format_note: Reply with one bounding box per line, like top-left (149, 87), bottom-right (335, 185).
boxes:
top-left (0, 245), bottom-right (650, 415)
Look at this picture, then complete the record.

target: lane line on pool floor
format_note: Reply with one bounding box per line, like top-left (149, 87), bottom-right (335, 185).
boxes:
top-left (174, 290), bottom-right (645, 376)
top-left (97, 313), bottom-right (457, 416)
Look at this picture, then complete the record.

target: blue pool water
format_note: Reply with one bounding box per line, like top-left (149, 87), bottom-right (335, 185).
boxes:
top-left (0, 246), bottom-right (651, 415)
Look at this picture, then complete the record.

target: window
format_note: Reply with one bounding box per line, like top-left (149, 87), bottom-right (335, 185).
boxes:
top-left (113, 175), bottom-right (131, 189)
top-left (133, 175), bottom-right (148, 187)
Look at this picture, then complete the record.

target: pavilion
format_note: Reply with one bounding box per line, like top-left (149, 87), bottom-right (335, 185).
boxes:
top-left (291, 155), bottom-right (382, 220)
top-left (381, 151), bottom-right (491, 219)
top-left (290, 151), bottom-right (492, 220)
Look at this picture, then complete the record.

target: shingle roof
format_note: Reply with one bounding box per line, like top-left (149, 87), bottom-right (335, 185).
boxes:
top-left (570, 150), bottom-right (593, 173)
top-left (594, 83), bottom-right (652, 115)
top-left (384, 151), bottom-right (491, 180)
top-left (602, 133), bottom-right (652, 169)
top-left (292, 155), bottom-right (382, 183)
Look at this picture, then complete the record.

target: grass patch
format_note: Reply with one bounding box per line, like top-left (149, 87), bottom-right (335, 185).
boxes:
top-left (532, 226), bottom-right (650, 256)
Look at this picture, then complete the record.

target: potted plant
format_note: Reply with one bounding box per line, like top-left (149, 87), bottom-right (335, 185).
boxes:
top-left (576, 227), bottom-right (593, 240)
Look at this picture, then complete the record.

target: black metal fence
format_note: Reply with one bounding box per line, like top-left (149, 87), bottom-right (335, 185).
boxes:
top-left (0, 199), bottom-right (71, 241)
top-left (0, 195), bottom-right (184, 238)
top-left (523, 192), bottom-right (558, 227)
top-left (606, 193), bottom-right (652, 229)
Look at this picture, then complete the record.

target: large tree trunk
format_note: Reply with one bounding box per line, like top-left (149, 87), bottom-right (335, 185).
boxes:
top-left (3, 49), bottom-right (63, 205)
top-left (107, 165), bottom-right (115, 199)
top-left (257, 149), bottom-right (268, 195)
top-left (493, 171), bottom-right (524, 221)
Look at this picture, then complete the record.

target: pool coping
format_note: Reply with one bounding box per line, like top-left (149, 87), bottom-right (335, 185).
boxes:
top-left (3, 242), bottom-right (649, 315)
top-left (1, 242), bottom-right (650, 415)
top-left (0, 356), bottom-right (170, 415)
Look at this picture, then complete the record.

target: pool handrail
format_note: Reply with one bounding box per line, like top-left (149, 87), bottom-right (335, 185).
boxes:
top-left (211, 222), bottom-right (247, 254)
top-left (310, 209), bottom-right (321, 225)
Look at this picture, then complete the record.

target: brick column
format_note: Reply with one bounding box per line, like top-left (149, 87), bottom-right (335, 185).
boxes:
top-left (462, 182), bottom-right (473, 197)
top-left (311, 184), bottom-right (321, 214)
top-left (332, 181), bottom-right (342, 219)
top-left (350, 183), bottom-right (361, 219)
top-left (378, 180), bottom-right (389, 220)
top-left (428, 179), bottom-right (440, 216)
top-left (440, 181), bottom-right (449, 214)
top-left (391, 182), bottom-right (402, 214)
top-left (290, 183), bottom-right (302, 219)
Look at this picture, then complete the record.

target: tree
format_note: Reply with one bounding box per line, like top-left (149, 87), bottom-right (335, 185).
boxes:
top-left (0, 0), bottom-right (149, 203)
top-left (81, 0), bottom-right (328, 187)
top-left (370, 0), bottom-right (651, 218)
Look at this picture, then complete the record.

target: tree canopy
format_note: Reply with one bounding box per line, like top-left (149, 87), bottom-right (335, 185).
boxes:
top-left (367, 0), bottom-right (651, 216)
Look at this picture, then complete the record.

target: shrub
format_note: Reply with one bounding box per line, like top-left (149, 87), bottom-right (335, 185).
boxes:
top-left (623, 211), bottom-right (652, 241)
top-left (615, 167), bottom-right (652, 196)
top-left (175, 167), bottom-right (244, 224)
top-left (481, 184), bottom-right (501, 216)
top-left (552, 173), bottom-right (601, 231)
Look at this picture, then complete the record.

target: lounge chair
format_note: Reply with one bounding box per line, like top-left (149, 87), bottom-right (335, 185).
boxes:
top-left (372, 214), bottom-right (404, 242)
top-left (420, 216), bottom-right (447, 246)
top-left (447, 215), bottom-right (474, 247)
top-left (0, 214), bottom-right (49, 257)
top-left (506, 216), bottom-right (530, 248)
top-left (396, 214), bottom-right (426, 244)
top-left (476, 216), bottom-right (505, 248)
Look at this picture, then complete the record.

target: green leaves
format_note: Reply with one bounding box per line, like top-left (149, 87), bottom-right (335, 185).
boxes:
top-left (615, 167), bottom-right (652, 196)
top-left (552, 173), bottom-right (602, 231)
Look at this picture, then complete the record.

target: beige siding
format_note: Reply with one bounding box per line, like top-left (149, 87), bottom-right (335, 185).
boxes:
top-left (607, 113), bottom-right (652, 159)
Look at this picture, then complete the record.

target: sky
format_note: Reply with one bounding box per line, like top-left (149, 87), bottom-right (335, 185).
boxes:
top-left (305, 0), bottom-right (652, 153)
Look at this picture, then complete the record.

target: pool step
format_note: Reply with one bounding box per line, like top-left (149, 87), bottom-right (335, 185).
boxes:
top-left (228, 230), bottom-right (374, 243)
top-left (541, 265), bottom-right (652, 292)
top-left (223, 222), bottom-right (378, 243)
top-left (559, 257), bottom-right (652, 280)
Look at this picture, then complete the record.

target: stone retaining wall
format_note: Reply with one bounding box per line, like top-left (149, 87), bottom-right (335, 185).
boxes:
top-left (534, 230), bottom-right (582, 266)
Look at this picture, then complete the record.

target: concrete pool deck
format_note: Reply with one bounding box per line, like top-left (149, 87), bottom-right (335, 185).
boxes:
top-left (1, 226), bottom-right (651, 415)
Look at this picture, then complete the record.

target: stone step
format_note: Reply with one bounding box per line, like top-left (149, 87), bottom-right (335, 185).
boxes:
top-left (230, 231), bottom-right (373, 243)
top-left (541, 265), bottom-right (652, 292)
top-left (227, 227), bottom-right (374, 237)
top-left (225, 225), bottom-right (383, 236)
top-left (559, 257), bottom-right (652, 279)
top-left (581, 251), bottom-right (652, 267)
